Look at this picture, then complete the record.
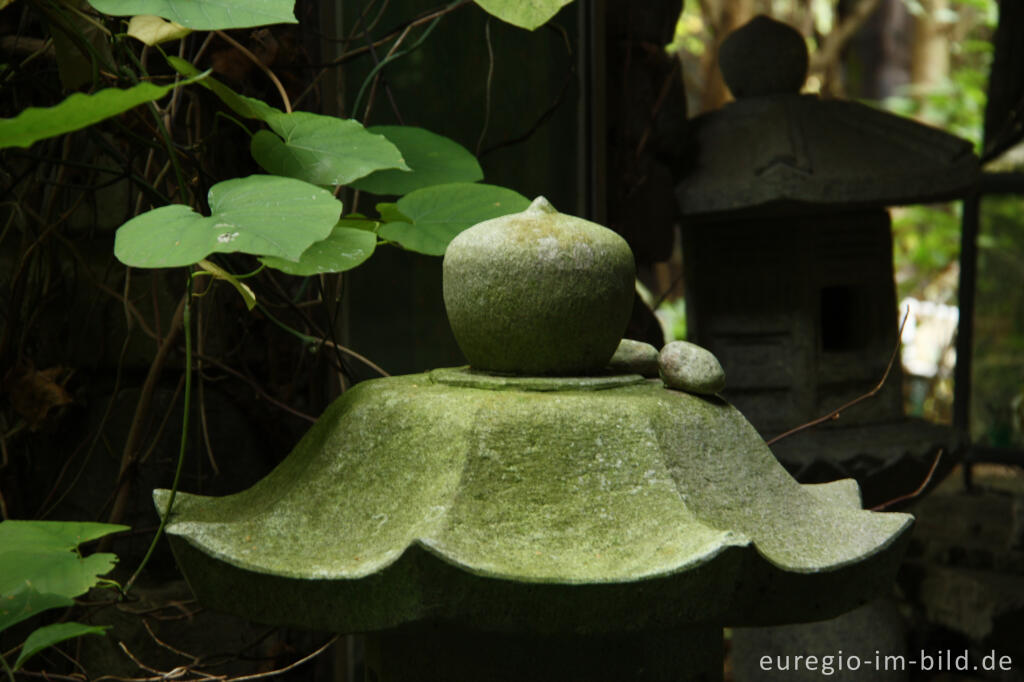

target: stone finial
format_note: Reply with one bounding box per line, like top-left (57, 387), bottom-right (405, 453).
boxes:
top-left (442, 197), bottom-right (635, 375)
top-left (719, 15), bottom-right (808, 98)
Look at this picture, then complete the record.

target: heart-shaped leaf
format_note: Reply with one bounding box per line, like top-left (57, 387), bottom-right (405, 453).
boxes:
top-left (252, 112), bottom-right (408, 187)
top-left (349, 126), bottom-right (483, 196)
top-left (88, 0), bottom-right (296, 30)
top-left (379, 183), bottom-right (529, 256)
top-left (473, 0), bottom-right (574, 30)
top-left (260, 220), bottom-right (377, 275)
top-left (114, 175), bottom-right (342, 268)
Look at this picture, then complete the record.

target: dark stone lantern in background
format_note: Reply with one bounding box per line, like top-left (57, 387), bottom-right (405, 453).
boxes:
top-left (674, 16), bottom-right (979, 506)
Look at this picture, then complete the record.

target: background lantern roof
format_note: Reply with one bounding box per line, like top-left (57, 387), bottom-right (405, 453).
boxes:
top-left (676, 15), bottom-right (980, 218)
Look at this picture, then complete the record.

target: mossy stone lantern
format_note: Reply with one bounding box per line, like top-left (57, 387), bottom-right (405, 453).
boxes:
top-left (675, 16), bottom-right (979, 504)
top-left (156, 197), bottom-right (913, 681)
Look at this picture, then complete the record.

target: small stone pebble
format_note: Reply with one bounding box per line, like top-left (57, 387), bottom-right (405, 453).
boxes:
top-left (659, 341), bottom-right (726, 395)
top-left (607, 339), bottom-right (660, 377)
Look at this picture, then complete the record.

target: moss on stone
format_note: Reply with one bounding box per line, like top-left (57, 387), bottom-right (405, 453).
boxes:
top-left (156, 372), bottom-right (911, 632)
top-left (442, 197), bottom-right (635, 375)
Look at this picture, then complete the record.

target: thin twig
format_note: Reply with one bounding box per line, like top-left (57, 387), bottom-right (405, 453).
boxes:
top-left (295, 0), bottom-right (469, 109)
top-left (117, 641), bottom-right (165, 676)
top-left (13, 672), bottom-right (85, 681)
top-left (103, 293), bottom-right (187, 541)
top-left (871, 449), bottom-right (944, 511)
top-left (634, 57), bottom-right (680, 160)
top-left (361, 23), bottom-right (412, 121)
top-left (195, 296), bottom-right (220, 475)
top-left (476, 18), bottom-right (494, 157)
top-left (191, 352), bottom-right (318, 423)
top-left (142, 620), bottom-right (200, 666)
top-left (227, 636), bottom-right (338, 681)
top-left (256, 301), bottom-right (391, 377)
top-left (123, 276), bottom-right (195, 596)
top-left (136, 373), bottom-right (185, 465)
top-left (215, 31), bottom-right (292, 113)
top-left (767, 309), bottom-right (910, 446)
top-left (98, 635), bottom-right (338, 682)
top-left (361, 16), bottom-right (406, 124)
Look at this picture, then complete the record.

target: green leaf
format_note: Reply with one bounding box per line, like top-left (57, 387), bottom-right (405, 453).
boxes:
top-left (128, 15), bottom-right (192, 45)
top-left (375, 202), bottom-right (410, 224)
top-left (0, 521), bottom-right (126, 632)
top-left (349, 126), bottom-right (483, 196)
top-left (251, 112), bottom-right (409, 186)
top-left (0, 73), bottom-right (206, 149)
top-left (115, 175), bottom-right (342, 268)
top-left (0, 521), bottom-right (128, 553)
top-left (260, 220), bottom-right (377, 275)
top-left (473, 0), bottom-right (574, 30)
top-left (340, 214), bottom-right (382, 232)
top-left (379, 183), bottom-right (529, 256)
top-left (87, 0), bottom-right (297, 30)
top-left (195, 259), bottom-right (257, 310)
top-left (167, 56), bottom-right (280, 122)
top-left (14, 622), bottom-right (109, 670)
top-left (0, 589), bottom-right (72, 633)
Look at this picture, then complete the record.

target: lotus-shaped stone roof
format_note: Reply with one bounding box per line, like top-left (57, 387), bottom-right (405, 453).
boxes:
top-left (157, 370), bottom-right (911, 634)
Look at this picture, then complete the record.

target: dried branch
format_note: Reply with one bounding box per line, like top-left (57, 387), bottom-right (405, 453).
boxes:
top-left (227, 636), bottom-right (338, 681)
top-left (871, 448), bottom-right (943, 511)
top-left (767, 309), bottom-right (909, 446)
top-left (293, 0), bottom-right (470, 110)
top-left (91, 635), bottom-right (339, 682)
top-left (104, 293), bottom-right (187, 539)
top-left (191, 352), bottom-right (318, 423)
top-left (215, 31), bottom-right (292, 113)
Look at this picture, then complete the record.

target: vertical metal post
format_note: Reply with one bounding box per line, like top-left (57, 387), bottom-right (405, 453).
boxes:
top-left (954, 191), bottom-right (980, 488)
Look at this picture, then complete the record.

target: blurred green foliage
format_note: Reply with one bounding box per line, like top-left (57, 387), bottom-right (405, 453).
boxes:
top-left (972, 195), bottom-right (1024, 447)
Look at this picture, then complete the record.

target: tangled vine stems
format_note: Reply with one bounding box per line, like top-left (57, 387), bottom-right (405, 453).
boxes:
top-left (121, 274), bottom-right (193, 596)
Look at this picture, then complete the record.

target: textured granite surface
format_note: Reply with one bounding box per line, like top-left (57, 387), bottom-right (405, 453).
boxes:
top-left (157, 373), bottom-right (912, 633)
top-left (442, 197), bottom-right (635, 375)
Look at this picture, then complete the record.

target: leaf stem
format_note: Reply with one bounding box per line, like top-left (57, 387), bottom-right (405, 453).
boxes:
top-left (257, 303), bottom-right (390, 377)
top-left (1, 650), bottom-right (15, 682)
top-left (123, 275), bottom-right (194, 595)
top-left (215, 31), bottom-right (292, 113)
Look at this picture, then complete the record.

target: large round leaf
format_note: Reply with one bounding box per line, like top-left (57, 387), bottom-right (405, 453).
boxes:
top-left (260, 221), bottom-right (377, 275)
top-left (115, 175), bottom-right (342, 268)
top-left (379, 183), bottom-right (530, 256)
top-left (252, 112), bottom-right (408, 186)
top-left (349, 126), bottom-right (483, 196)
top-left (87, 0), bottom-right (296, 29)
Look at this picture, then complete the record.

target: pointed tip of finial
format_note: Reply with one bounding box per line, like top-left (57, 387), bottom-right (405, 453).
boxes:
top-left (527, 196), bottom-right (557, 214)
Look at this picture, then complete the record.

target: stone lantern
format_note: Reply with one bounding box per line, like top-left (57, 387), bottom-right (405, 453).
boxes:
top-left (156, 198), bottom-right (912, 681)
top-left (674, 16), bottom-right (979, 505)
